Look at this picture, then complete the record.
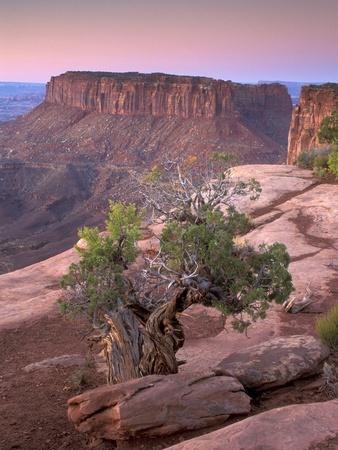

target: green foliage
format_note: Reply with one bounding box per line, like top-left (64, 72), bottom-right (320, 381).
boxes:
top-left (296, 146), bottom-right (332, 178)
top-left (322, 362), bottom-right (338, 399)
top-left (152, 155), bottom-right (293, 330)
top-left (59, 152), bottom-right (293, 338)
top-left (312, 153), bottom-right (329, 178)
top-left (57, 202), bottom-right (142, 324)
top-left (313, 155), bottom-right (329, 169)
top-left (328, 144), bottom-right (338, 180)
top-left (316, 304), bottom-right (338, 350)
top-left (318, 109), bottom-right (338, 145)
top-left (296, 150), bottom-right (317, 169)
top-left (308, 83), bottom-right (338, 91)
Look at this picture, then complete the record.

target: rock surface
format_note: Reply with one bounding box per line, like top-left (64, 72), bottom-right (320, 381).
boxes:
top-left (180, 304), bottom-right (225, 340)
top-left (214, 335), bottom-right (330, 390)
top-left (46, 72), bottom-right (292, 122)
top-left (167, 399), bottom-right (338, 450)
top-left (67, 372), bottom-right (251, 440)
top-left (0, 248), bottom-right (79, 329)
top-left (22, 354), bottom-right (85, 372)
top-left (287, 84), bottom-right (338, 164)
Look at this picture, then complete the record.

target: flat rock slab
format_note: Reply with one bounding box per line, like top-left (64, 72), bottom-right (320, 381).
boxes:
top-left (0, 248), bottom-right (79, 330)
top-left (213, 335), bottom-right (330, 390)
top-left (230, 164), bottom-right (318, 214)
top-left (67, 372), bottom-right (251, 440)
top-left (22, 354), bottom-right (86, 372)
top-left (167, 399), bottom-right (338, 450)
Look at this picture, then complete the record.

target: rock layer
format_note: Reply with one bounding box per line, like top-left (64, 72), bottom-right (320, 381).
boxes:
top-left (67, 372), bottom-right (250, 440)
top-left (45, 72), bottom-right (292, 121)
top-left (287, 84), bottom-right (338, 164)
top-left (167, 400), bottom-right (338, 450)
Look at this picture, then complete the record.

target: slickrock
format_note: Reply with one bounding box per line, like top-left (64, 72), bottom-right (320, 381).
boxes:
top-left (167, 400), bottom-right (338, 450)
top-left (0, 248), bottom-right (79, 329)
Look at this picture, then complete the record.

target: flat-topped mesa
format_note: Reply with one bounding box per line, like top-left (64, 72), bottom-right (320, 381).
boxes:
top-left (287, 83), bottom-right (338, 164)
top-left (45, 71), bottom-right (292, 120)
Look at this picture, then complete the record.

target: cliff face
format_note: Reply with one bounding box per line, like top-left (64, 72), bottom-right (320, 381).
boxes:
top-left (287, 84), bottom-right (338, 164)
top-left (45, 71), bottom-right (291, 121)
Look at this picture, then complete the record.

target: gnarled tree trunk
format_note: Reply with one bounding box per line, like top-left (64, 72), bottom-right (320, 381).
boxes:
top-left (101, 287), bottom-right (201, 384)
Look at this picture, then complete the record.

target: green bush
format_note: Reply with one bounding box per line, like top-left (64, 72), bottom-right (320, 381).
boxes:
top-left (296, 150), bottom-right (317, 169)
top-left (316, 304), bottom-right (338, 350)
top-left (313, 154), bottom-right (329, 178)
top-left (318, 109), bottom-right (338, 144)
top-left (328, 144), bottom-right (338, 180)
top-left (313, 166), bottom-right (327, 178)
top-left (314, 155), bottom-right (329, 169)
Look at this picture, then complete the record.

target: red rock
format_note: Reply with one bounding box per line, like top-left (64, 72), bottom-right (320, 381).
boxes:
top-left (167, 399), bottom-right (338, 450)
top-left (213, 335), bottom-right (330, 391)
top-left (67, 372), bottom-right (251, 440)
top-left (45, 72), bottom-right (292, 121)
top-left (287, 84), bottom-right (338, 164)
top-left (180, 304), bottom-right (225, 340)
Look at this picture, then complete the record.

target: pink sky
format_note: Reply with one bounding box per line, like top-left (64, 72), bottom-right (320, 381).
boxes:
top-left (1, 0), bottom-right (338, 84)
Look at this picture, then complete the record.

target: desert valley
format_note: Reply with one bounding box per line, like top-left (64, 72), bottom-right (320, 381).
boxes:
top-left (0, 72), bottom-right (338, 450)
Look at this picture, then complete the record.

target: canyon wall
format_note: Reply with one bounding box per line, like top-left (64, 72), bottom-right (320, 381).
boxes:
top-left (45, 72), bottom-right (291, 121)
top-left (287, 84), bottom-right (338, 164)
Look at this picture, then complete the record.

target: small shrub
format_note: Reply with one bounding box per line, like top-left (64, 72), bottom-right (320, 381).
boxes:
top-left (69, 367), bottom-right (94, 390)
top-left (322, 362), bottom-right (338, 399)
top-left (296, 150), bottom-right (317, 169)
top-left (313, 154), bottom-right (329, 178)
top-left (316, 304), bottom-right (338, 350)
top-left (328, 145), bottom-right (338, 180)
top-left (313, 155), bottom-right (329, 169)
top-left (313, 166), bottom-right (327, 178)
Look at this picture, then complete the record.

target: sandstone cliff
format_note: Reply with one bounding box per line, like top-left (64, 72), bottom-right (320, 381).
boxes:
top-left (287, 83), bottom-right (338, 164)
top-left (1, 72), bottom-right (292, 168)
top-left (45, 71), bottom-right (291, 120)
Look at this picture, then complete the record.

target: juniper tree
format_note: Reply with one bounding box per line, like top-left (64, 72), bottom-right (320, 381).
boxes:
top-left (58, 153), bottom-right (293, 384)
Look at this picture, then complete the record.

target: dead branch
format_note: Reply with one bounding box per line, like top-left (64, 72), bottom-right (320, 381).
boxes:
top-left (283, 284), bottom-right (315, 313)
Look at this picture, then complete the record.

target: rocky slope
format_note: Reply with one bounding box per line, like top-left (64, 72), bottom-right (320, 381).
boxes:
top-left (0, 72), bottom-right (292, 273)
top-left (287, 83), bottom-right (338, 164)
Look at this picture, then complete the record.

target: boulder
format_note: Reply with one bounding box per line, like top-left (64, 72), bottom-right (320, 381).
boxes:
top-left (167, 399), bottom-right (338, 450)
top-left (213, 335), bottom-right (330, 391)
top-left (67, 372), bottom-right (250, 440)
top-left (180, 304), bottom-right (225, 340)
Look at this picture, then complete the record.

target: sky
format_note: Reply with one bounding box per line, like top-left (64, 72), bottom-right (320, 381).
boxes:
top-left (1, 0), bottom-right (338, 84)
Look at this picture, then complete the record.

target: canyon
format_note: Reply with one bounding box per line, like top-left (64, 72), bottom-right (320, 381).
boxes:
top-left (0, 72), bottom-right (292, 273)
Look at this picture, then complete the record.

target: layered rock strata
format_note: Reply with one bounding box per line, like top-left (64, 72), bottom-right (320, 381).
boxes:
top-left (287, 83), bottom-right (338, 164)
top-left (45, 71), bottom-right (292, 120)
